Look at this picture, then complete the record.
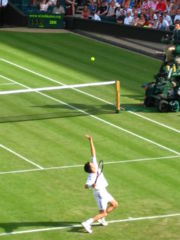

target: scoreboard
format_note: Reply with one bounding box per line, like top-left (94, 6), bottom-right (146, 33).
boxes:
top-left (28, 13), bottom-right (64, 29)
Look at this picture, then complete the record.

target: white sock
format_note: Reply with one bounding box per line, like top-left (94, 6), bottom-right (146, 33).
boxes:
top-left (87, 218), bottom-right (93, 225)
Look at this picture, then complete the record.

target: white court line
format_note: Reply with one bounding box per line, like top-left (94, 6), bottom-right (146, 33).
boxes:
top-left (0, 82), bottom-right (16, 86)
top-left (1, 58), bottom-right (179, 134)
top-left (0, 73), bottom-right (180, 156)
top-left (0, 155), bottom-right (179, 176)
top-left (127, 110), bottom-right (180, 134)
top-left (0, 144), bottom-right (43, 169)
top-left (0, 212), bottom-right (179, 237)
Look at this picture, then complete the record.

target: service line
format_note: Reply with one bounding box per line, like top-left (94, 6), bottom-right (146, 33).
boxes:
top-left (0, 155), bottom-right (179, 176)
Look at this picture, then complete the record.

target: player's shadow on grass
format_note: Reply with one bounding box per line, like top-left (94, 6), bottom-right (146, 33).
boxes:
top-left (0, 221), bottom-right (82, 234)
top-left (0, 104), bottom-right (113, 124)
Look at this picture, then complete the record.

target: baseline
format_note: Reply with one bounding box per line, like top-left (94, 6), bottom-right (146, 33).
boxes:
top-left (0, 212), bottom-right (179, 237)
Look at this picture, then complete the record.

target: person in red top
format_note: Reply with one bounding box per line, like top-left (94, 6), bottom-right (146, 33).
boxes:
top-left (156, 0), bottom-right (166, 12)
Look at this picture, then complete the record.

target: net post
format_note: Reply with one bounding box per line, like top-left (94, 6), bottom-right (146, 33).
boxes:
top-left (115, 80), bottom-right (120, 113)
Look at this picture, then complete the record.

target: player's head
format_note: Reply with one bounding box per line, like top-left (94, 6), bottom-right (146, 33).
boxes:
top-left (84, 162), bottom-right (96, 173)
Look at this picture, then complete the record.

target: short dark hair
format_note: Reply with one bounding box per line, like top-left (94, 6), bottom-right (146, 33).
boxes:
top-left (84, 162), bottom-right (92, 173)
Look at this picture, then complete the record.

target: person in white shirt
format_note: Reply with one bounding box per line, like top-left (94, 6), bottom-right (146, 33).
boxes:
top-left (81, 135), bottom-right (118, 234)
top-left (124, 10), bottom-right (133, 25)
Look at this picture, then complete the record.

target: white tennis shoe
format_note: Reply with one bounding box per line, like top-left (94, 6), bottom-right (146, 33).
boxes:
top-left (98, 218), bottom-right (108, 226)
top-left (81, 221), bottom-right (92, 233)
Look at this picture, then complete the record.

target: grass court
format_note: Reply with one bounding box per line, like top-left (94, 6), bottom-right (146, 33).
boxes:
top-left (0, 30), bottom-right (179, 239)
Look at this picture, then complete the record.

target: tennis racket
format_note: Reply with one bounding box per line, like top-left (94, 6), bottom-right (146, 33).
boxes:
top-left (94, 160), bottom-right (104, 184)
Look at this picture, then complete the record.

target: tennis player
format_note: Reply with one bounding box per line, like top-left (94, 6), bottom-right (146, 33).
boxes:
top-left (81, 135), bottom-right (118, 233)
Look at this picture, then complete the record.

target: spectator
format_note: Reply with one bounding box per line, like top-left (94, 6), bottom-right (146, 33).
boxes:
top-left (141, 0), bottom-right (149, 10)
top-left (122, 0), bottom-right (131, 9)
top-left (163, 10), bottom-right (173, 26)
top-left (146, 10), bottom-right (155, 27)
top-left (66, 0), bottom-right (76, 15)
top-left (157, 14), bottom-right (169, 30)
top-left (124, 9), bottom-right (133, 24)
top-left (92, 11), bottom-right (101, 20)
top-left (148, 0), bottom-right (158, 11)
top-left (115, 3), bottom-right (122, 19)
top-left (39, 0), bottom-right (50, 12)
top-left (116, 8), bottom-right (125, 23)
top-left (88, 0), bottom-right (97, 15)
top-left (137, 13), bottom-right (146, 26)
top-left (81, 4), bottom-right (90, 19)
top-left (52, 0), bottom-right (65, 14)
top-left (174, 8), bottom-right (180, 23)
top-left (156, 0), bottom-right (167, 13)
top-left (49, 0), bottom-right (57, 6)
top-left (106, 0), bottom-right (116, 17)
top-left (97, 0), bottom-right (108, 16)
top-left (153, 13), bottom-right (159, 28)
top-left (0, 0), bottom-right (8, 26)
top-left (131, 10), bottom-right (139, 26)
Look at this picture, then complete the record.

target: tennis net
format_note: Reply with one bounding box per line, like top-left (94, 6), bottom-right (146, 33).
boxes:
top-left (0, 80), bottom-right (120, 113)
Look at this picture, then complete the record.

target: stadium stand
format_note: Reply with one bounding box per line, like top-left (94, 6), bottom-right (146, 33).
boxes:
top-left (8, 0), bottom-right (180, 30)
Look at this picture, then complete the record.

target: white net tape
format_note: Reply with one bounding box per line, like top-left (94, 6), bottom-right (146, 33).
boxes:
top-left (0, 81), bottom-right (116, 95)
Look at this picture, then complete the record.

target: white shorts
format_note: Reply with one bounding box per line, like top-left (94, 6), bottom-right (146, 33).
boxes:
top-left (93, 188), bottom-right (114, 211)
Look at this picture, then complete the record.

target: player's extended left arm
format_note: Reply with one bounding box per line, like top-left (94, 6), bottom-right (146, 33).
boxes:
top-left (86, 135), bottom-right (96, 158)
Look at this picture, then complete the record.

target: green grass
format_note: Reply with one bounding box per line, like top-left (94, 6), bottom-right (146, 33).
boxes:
top-left (0, 30), bottom-right (179, 240)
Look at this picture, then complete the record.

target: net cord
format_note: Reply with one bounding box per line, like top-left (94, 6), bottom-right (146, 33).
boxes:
top-left (0, 81), bottom-right (115, 95)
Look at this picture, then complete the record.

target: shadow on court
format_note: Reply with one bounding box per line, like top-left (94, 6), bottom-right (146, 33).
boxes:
top-left (0, 103), bottom-right (114, 124)
top-left (0, 103), bottom-right (158, 124)
top-left (121, 103), bottom-right (157, 113)
top-left (0, 221), bottom-right (82, 233)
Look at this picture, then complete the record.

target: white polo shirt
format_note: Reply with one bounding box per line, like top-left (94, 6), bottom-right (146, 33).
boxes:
top-left (85, 156), bottom-right (108, 191)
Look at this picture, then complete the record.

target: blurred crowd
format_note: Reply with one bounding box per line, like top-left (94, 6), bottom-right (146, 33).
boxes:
top-left (30, 0), bottom-right (76, 15)
top-left (81, 0), bottom-right (180, 30)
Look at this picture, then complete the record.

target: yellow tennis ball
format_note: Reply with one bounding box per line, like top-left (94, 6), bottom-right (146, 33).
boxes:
top-left (90, 56), bottom-right (95, 61)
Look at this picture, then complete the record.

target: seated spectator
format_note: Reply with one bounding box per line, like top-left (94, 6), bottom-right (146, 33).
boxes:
top-left (148, 0), bottom-right (158, 11)
top-left (116, 8), bottom-right (125, 24)
top-left (97, 0), bottom-right (108, 16)
top-left (81, 4), bottom-right (90, 19)
top-left (157, 14), bottom-right (169, 30)
top-left (92, 11), bottom-right (101, 20)
top-left (131, 10), bottom-right (139, 26)
top-left (137, 13), bottom-right (146, 27)
top-left (153, 13), bottom-right (159, 28)
top-left (49, 0), bottom-right (57, 6)
top-left (88, 0), bottom-right (97, 15)
top-left (163, 10), bottom-right (173, 26)
top-left (39, 0), bottom-right (50, 12)
top-left (122, 0), bottom-right (131, 9)
top-left (124, 9), bottom-right (133, 24)
top-left (106, 0), bottom-right (116, 17)
top-left (133, 0), bottom-right (141, 9)
top-left (65, 0), bottom-right (76, 15)
top-left (174, 8), bottom-right (180, 23)
top-left (141, 0), bottom-right (149, 10)
top-left (52, 0), bottom-right (65, 14)
top-left (156, 0), bottom-right (167, 13)
top-left (146, 11), bottom-right (154, 28)
top-left (115, 3), bottom-right (122, 19)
